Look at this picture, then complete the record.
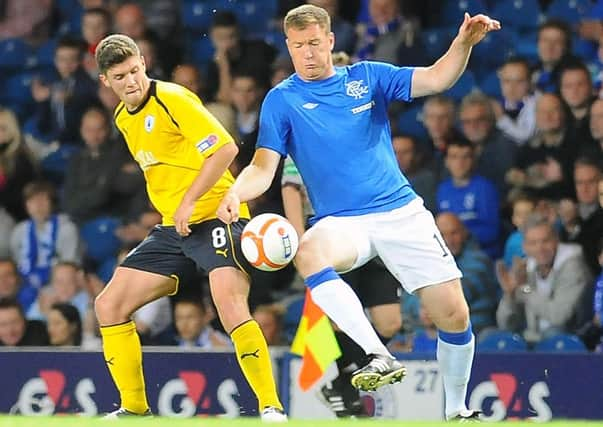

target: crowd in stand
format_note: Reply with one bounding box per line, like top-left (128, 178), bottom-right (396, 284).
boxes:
top-left (0, 0), bottom-right (602, 353)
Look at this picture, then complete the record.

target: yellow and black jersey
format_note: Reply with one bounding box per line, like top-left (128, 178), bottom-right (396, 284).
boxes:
top-left (114, 80), bottom-right (250, 225)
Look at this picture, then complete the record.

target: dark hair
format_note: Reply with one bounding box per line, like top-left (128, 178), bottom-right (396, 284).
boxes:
top-left (22, 181), bottom-right (56, 204)
top-left (49, 302), bottom-right (82, 346)
top-left (0, 297), bottom-right (24, 317)
top-left (56, 35), bottom-right (87, 58)
top-left (174, 297), bottom-right (206, 314)
top-left (499, 56), bottom-right (532, 75)
top-left (559, 60), bottom-right (592, 84)
top-left (574, 155), bottom-right (602, 173)
top-left (211, 11), bottom-right (239, 29)
top-left (83, 7), bottom-right (112, 27)
top-left (445, 137), bottom-right (474, 155)
top-left (0, 257), bottom-right (18, 273)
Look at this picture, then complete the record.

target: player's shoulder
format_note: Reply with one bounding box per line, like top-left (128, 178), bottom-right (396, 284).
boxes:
top-left (113, 101), bottom-right (126, 122)
top-left (154, 80), bottom-right (201, 104)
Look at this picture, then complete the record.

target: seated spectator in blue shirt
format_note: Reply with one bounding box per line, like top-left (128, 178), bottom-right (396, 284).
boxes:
top-left (437, 138), bottom-right (501, 258)
top-left (503, 192), bottom-right (536, 268)
top-left (592, 237), bottom-right (603, 352)
top-left (436, 212), bottom-right (500, 336)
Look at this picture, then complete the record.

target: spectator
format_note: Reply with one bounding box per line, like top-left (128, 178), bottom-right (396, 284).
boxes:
top-left (0, 258), bottom-right (37, 313)
top-left (205, 11), bottom-right (277, 103)
top-left (559, 158), bottom-right (603, 276)
top-left (437, 138), bottom-right (501, 258)
top-left (588, 98), bottom-right (603, 161)
top-left (135, 36), bottom-right (166, 80)
top-left (422, 95), bottom-right (462, 179)
top-left (26, 261), bottom-right (89, 322)
top-left (47, 302), bottom-right (82, 346)
top-left (503, 193), bottom-right (536, 268)
top-left (171, 63), bottom-right (203, 97)
top-left (558, 61), bottom-right (596, 152)
top-left (0, 297), bottom-right (49, 346)
top-left (270, 56), bottom-right (295, 88)
top-left (532, 20), bottom-right (574, 93)
top-left (492, 57), bottom-right (537, 146)
top-left (113, 2), bottom-right (180, 74)
top-left (392, 134), bottom-right (437, 212)
top-left (62, 105), bottom-right (144, 223)
top-left (81, 7), bottom-right (112, 77)
top-left (436, 213), bottom-right (499, 335)
top-left (0, 107), bottom-right (38, 221)
top-left (10, 181), bottom-right (82, 289)
top-left (354, 0), bottom-right (425, 65)
top-left (0, 209), bottom-right (15, 257)
top-left (307, 0), bottom-right (356, 55)
top-left (496, 214), bottom-right (592, 344)
top-left (29, 36), bottom-right (98, 146)
top-left (253, 304), bottom-right (286, 345)
top-left (459, 92), bottom-right (516, 197)
top-left (133, 296), bottom-right (172, 345)
top-left (0, 0), bottom-right (53, 45)
top-left (410, 303), bottom-right (438, 353)
top-left (506, 93), bottom-right (576, 198)
top-left (231, 72), bottom-right (265, 167)
top-left (590, 236), bottom-right (603, 352)
top-left (162, 298), bottom-right (231, 349)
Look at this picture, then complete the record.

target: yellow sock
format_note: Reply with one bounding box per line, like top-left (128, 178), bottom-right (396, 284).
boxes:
top-left (231, 320), bottom-right (283, 411)
top-left (100, 320), bottom-right (149, 414)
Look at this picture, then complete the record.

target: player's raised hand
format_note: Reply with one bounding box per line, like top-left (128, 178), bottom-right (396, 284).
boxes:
top-left (217, 192), bottom-right (241, 224)
top-left (174, 200), bottom-right (194, 237)
top-left (457, 12), bottom-right (501, 47)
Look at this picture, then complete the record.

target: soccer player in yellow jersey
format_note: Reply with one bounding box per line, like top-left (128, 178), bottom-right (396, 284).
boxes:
top-left (93, 34), bottom-right (286, 422)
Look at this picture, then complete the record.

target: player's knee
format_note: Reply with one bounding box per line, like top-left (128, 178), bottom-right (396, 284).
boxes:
top-left (294, 239), bottom-right (323, 274)
top-left (448, 303), bottom-right (470, 331)
top-left (374, 318), bottom-right (401, 339)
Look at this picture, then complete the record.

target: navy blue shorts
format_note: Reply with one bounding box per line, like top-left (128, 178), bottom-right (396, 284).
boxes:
top-left (342, 258), bottom-right (401, 308)
top-left (121, 219), bottom-right (251, 283)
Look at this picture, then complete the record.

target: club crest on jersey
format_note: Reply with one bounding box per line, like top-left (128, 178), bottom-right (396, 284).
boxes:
top-left (196, 134), bottom-right (218, 153)
top-left (144, 115), bottom-right (155, 133)
top-left (346, 80), bottom-right (369, 99)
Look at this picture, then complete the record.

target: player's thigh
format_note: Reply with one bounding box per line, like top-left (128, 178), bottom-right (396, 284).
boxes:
top-left (208, 266), bottom-right (252, 333)
top-left (295, 215), bottom-right (374, 277)
top-left (182, 219), bottom-right (254, 333)
top-left (96, 226), bottom-right (197, 324)
top-left (416, 278), bottom-right (470, 332)
top-left (372, 200), bottom-right (462, 294)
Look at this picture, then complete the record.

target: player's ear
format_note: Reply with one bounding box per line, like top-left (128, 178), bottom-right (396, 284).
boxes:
top-left (99, 73), bottom-right (111, 88)
top-left (140, 55), bottom-right (147, 71)
top-left (329, 32), bottom-right (335, 50)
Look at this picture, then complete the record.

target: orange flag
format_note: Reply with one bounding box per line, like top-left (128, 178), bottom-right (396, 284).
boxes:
top-left (290, 288), bottom-right (341, 391)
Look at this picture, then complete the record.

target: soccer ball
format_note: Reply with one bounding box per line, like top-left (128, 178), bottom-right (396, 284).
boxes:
top-left (241, 213), bottom-right (299, 271)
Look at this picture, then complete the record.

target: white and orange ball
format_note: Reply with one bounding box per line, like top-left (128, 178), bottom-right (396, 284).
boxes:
top-left (241, 213), bottom-right (299, 271)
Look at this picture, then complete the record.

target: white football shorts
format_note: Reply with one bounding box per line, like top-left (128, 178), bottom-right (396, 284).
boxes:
top-left (311, 197), bottom-right (462, 294)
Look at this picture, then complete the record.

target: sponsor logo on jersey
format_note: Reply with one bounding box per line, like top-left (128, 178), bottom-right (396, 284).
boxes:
top-left (302, 102), bottom-right (319, 109)
top-left (346, 80), bottom-right (369, 99)
top-left (351, 100), bottom-right (375, 114)
top-left (144, 115), bottom-right (155, 133)
top-left (196, 134), bottom-right (218, 153)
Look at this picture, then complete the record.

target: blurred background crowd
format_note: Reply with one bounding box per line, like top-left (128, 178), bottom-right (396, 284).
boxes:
top-left (0, 0), bottom-right (602, 355)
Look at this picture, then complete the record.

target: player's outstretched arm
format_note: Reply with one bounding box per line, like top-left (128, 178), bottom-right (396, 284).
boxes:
top-left (217, 148), bottom-right (281, 224)
top-left (411, 13), bottom-right (501, 98)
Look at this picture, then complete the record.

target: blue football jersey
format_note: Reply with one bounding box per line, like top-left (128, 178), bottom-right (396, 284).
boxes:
top-left (257, 61), bottom-right (417, 222)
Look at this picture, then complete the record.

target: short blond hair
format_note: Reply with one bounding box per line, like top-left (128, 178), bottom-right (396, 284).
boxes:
top-left (95, 34), bottom-right (140, 74)
top-left (284, 4), bottom-right (331, 34)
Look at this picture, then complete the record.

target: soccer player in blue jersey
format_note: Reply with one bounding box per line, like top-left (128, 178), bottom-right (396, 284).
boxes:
top-left (217, 4), bottom-right (500, 421)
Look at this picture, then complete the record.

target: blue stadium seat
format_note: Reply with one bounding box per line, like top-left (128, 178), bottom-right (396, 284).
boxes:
top-left (264, 30), bottom-right (288, 55)
top-left (471, 28), bottom-right (517, 72)
top-left (189, 35), bottom-right (215, 67)
top-left (478, 70), bottom-right (502, 98)
top-left (1, 71), bottom-right (35, 106)
top-left (182, 0), bottom-right (219, 32)
top-left (515, 31), bottom-right (539, 64)
top-left (0, 38), bottom-right (34, 71)
top-left (420, 28), bottom-right (455, 63)
top-left (477, 330), bottom-right (528, 351)
top-left (438, 0), bottom-right (489, 28)
top-left (546, 0), bottom-right (591, 25)
top-left (534, 333), bottom-right (587, 352)
top-left (34, 39), bottom-right (58, 69)
top-left (443, 70), bottom-right (477, 102)
top-left (491, 0), bottom-right (542, 33)
top-left (397, 105), bottom-right (428, 141)
top-left (235, 0), bottom-right (277, 37)
top-left (80, 217), bottom-right (122, 264)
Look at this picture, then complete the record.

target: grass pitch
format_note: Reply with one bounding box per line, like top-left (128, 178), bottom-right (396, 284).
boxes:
top-left (1, 416), bottom-right (603, 427)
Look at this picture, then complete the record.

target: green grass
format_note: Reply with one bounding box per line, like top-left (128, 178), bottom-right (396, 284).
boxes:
top-left (1, 416), bottom-right (603, 427)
